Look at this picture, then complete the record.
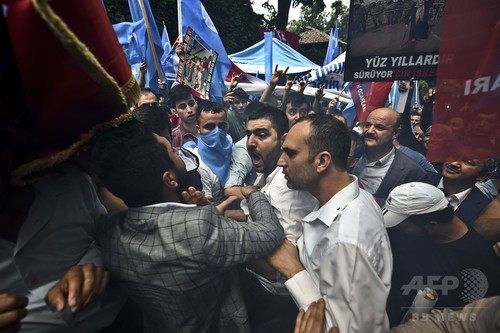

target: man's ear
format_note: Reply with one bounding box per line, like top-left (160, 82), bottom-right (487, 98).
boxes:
top-left (393, 127), bottom-right (402, 140)
top-left (162, 171), bottom-right (178, 189)
top-left (316, 151), bottom-right (332, 173)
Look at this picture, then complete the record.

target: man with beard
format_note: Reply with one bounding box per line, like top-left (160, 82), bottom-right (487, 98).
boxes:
top-left (352, 107), bottom-right (427, 205)
top-left (90, 120), bottom-right (284, 333)
top-left (268, 114), bottom-right (392, 333)
top-left (235, 106), bottom-right (317, 332)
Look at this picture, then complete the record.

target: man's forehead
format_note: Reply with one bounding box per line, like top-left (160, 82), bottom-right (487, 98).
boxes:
top-left (247, 118), bottom-right (273, 131)
top-left (175, 96), bottom-right (194, 104)
top-left (287, 102), bottom-right (308, 110)
top-left (200, 111), bottom-right (227, 122)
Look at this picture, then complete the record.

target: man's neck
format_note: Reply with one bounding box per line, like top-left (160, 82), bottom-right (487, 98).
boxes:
top-left (182, 121), bottom-right (198, 135)
top-left (442, 178), bottom-right (475, 195)
top-left (366, 145), bottom-right (393, 164)
top-left (314, 171), bottom-right (352, 207)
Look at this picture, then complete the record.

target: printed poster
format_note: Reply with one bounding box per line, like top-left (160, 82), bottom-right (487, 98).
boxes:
top-left (345, 0), bottom-right (446, 81)
top-left (176, 27), bottom-right (218, 100)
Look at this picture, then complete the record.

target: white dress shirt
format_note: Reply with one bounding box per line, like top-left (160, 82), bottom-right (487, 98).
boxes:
top-left (241, 166), bottom-right (317, 294)
top-left (285, 176), bottom-right (392, 333)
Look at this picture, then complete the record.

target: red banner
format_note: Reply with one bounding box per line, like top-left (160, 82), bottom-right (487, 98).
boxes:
top-left (426, 0), bottom-right (500, 161)
top-left (1, 0), bottom-right (138, 183)
top-left (349, 81), bottom-right (393, 123)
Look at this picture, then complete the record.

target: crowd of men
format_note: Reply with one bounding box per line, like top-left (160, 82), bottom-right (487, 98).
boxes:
top-left (1, 59), bottom-right (499, 333)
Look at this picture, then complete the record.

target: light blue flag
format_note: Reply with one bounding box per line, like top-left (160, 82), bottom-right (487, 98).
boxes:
top-left (128, 0), bottom-right (163, 92)
top-left (161, 23), bottom-right (171, 56)
top-left (112, 20), bottom-right (146, 66)
top-left (411, 80), bottom-right (421, 108)
top-left (323, 25), bottom-right (340, 66)
top-left (180, 0), bottom-right (232, 101)
top-left (264, 32), bottom-right (273, 84)
top-left (298, 52), bottom-right (345, 91)
top-left (386, 81), bottom-right (399, 107)
top-left (160, 23), bottom-right (174, 80)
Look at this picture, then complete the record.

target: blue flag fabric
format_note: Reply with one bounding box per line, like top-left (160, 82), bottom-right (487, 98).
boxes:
top-left (128, 0), bottom-right (163, 92)
top-left (180, 0), bottom-right (231, 101)
top-left (112, 20), bottom-right (146, 65)
top-left (161, 23), bottom-right (171, 57)
top-left (386, 81), bottom-right (399, 108)
top-left (264, 32), bottom-right (273, 84)
top-left (323, 25), bottom-right (340, 66)
top-left (298, 52), bottom-right (345, 91)
top-left (411, 80), bottom-right (421, 108)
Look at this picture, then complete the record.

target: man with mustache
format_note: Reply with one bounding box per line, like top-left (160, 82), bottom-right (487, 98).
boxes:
top-left (352, 107), bottom-right (427, 205)
top-left (426, 156), bottom-right (500, 241)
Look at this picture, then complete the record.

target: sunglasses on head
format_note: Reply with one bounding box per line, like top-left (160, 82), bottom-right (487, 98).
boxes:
top-left (178, 100), bottom-right (196, 109)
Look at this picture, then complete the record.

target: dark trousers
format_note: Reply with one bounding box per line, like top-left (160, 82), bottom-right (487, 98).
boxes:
top-left (238, 268), bottom-right (298, 333)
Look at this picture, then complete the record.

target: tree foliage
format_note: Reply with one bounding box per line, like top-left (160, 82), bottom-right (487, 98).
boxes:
top-left (103, 0), bottom-right (262, 54)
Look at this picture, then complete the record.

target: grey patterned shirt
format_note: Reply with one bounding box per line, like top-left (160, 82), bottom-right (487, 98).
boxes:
top-left (97, 192), bottom-right (283, 333)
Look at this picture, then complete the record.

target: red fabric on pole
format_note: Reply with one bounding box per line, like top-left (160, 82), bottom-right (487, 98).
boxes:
top-left (349, 81), bottom-right (393, 123)
top-left (1, 0), bottom-right (137, 179)
top-left (426, 0), bottom-right (499, 161)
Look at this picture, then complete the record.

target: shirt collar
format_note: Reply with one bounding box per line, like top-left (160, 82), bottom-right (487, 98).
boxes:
top-left (302, 175), bottom-right (360, 227)
top-left (366, 147), bottom-right (395, 167)
top-left (438, 177), bottom-right (474, 209)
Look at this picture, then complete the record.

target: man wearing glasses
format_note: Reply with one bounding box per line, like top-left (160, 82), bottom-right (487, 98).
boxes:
top-left (169, 85), bottom-right (199, 148)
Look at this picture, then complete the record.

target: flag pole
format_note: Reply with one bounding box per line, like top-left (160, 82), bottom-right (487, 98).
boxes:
top-left (138, 0), bottom-right (165, 82)
top-left (177, 0), bottom-right (182, 41)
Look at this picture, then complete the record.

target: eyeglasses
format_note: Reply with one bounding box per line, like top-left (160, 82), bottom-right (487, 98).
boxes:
top-left (233, 99), bottom-right (248, 106)
top-left (177, 100), bottom-right (196, 109)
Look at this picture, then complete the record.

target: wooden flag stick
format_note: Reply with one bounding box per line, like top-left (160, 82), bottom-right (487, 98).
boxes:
top-left (138, 0), bottom-right (165, 82)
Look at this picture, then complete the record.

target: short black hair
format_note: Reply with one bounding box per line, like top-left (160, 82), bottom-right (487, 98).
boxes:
top-left (195, 101), bottom-right (227, 124)
top-left (297, 114), bottom-right (350, 171)
top-left (232, 88), bottom-right (248, 101)
top-left (168, 84), bottom-right (194, 105)
top-left (282, 91), bottom-right (309, 113)
top-left (132, 104), bottom-right (172, 140)
top-left (247, 105), bottom-right (289, 140)
top-left (89, 119), bottom-right (174, 207)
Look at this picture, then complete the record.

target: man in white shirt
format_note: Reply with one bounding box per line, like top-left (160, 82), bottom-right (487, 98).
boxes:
top-left (269, 114), bottom-right (393, 333)
top-left (235, 106), bottom-right (318, 332)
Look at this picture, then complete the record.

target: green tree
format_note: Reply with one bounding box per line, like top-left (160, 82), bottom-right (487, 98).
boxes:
top-left (260, 0), bottom-right (326, 30)
top-left (103, 0), bottom-right (262, 54)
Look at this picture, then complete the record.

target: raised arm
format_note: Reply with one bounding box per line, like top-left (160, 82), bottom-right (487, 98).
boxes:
top-left (260, 65), bottom-right (288, 104)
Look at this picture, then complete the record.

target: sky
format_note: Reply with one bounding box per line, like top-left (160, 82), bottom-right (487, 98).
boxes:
top-left (251, 0), bottom-right (350, 21)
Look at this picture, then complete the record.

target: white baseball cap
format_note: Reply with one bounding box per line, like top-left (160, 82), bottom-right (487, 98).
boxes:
top-left (382, 182), bottom-right (450, 228)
